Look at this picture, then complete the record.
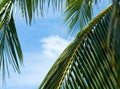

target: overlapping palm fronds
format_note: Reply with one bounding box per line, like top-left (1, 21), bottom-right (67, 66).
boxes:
top-left (0, 0), bottom-right (65, 80)
top-left (39, 4), bottom-right (120, 88)
top-left (107, 0), bottom-right (120, 86)
top-left (1, 1), bottom-right (120, 88)
top-left (15, 0), bottom-right (98, 26)
top-left (0, 0), bottom-right (101, 81)
top-left (0, 0), bottom-right (23, 81)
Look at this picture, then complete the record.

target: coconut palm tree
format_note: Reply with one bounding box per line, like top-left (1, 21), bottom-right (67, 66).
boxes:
top-left (0, 0), bottom-right (120, 88)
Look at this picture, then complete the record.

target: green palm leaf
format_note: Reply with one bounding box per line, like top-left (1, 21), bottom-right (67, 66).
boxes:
top-left (64, 0), bottom-right (93, 36)
top-left (0, 0), bottom-right (23, 81)
top-left (0, 0), bottom-right (99, 81)
top-left (15, 0), bottom-right (64, 24)
top-left (15, 0), bottom-right (100, 26)
top-left (39, 4), bottom-right (120, 89)
top-left (107, 0), bottom-right (120, 86)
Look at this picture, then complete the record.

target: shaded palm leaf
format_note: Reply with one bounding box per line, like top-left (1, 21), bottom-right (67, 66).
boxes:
top-left (15, 0), bottom-right (64, 24)
top-left (64, 0), bottom-right (93, 36)
top-left (64, 0), bottom-right (112, 36)
top-left (0, 0), bottom-right (23, 81)
top-left (15, 0), bottom-right (100, 26)
top-left (15, 0), bottom-right (37, 24)
top-left (107, 0), bottom-right (120, 86)
top-left (39, 4), bottom-right (120, 89)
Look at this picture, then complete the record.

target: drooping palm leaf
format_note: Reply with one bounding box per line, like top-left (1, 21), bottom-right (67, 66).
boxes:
top-left (0, 0), bottom-right (13, 29)
top-left (64, 0), bottom-right (93, 36)
top-left (15, 0), bottom-right (65, 24)
top-left (0, 0), bottom-right (23, 81)
top-left (39, 4), bottom-right (120, 89)
top-left (64, 0), bottom-right (112, 36)
top-left (15, 0), bottom-right (101, 26)
top-left (0, 0), bottom-right (100, 81)
top-left (15, 0), bottom-right (35, 24)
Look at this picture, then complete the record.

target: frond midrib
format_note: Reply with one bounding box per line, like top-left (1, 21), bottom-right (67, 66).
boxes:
top-left (39, 4), bottom-right (113, 89)
top-left (77, 4), bottom-right (112, 38)
top-left (58, 4), bottom-right (113, 88)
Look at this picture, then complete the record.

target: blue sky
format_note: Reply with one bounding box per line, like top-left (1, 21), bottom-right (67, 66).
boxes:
top-left (0, 1), bottom-right (110, 89)
top-left (0, 7), bottom-right (71, 89)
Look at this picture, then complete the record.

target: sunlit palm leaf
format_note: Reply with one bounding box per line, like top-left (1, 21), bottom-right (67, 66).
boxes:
top-left (39, 5), bottom-right (120, 89)
top-left (0, 0), bottom-right (23, 81)
top-left (0, 0), bottom-right (13, 29)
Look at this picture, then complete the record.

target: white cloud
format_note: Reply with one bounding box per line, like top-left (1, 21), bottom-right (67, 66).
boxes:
top-left (0, 36), bottom-right (71, 89)
top-left (41, 36), bottom-right (70, 59)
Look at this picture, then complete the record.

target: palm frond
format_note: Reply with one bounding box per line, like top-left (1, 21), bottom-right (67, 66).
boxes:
top-left (15, 0), bottom-right (35, 24)
top-left (39, 4), bottom-right (120, 89)
top-left (15, 0), bottom-right (108, 27)
top-left (15, 0), bottom-right (64, 25)
top-left (64, 0), bottom-right (113, 36)
top-left (0, 0), bottom-right (13, 29)
top-left (64, 0), bottom-right (93, 36)
top-left (15, 0), bottom-right (102, 25)
top-left (0, 0), bottom-right (23, 82)
top-left (107, 0), bottom-right (120, 86)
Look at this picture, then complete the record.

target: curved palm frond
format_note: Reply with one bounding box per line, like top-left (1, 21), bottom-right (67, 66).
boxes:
top-left (0, 0), bottom-right (23, 82)
top-left (39, 4), bottom-right (120, 89)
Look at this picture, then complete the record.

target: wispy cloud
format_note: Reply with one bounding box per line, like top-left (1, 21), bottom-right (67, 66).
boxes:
top-left (3, 52), bottom-right (54, 89)
top-left (41, 36), bottom-right (70, 59)
top-left (1, 36), bottom-right (71, 89)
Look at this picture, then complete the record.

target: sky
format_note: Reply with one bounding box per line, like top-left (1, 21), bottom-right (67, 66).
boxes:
top-left (0, 1), bottom-right (110, 89)
top-left (0, 5), bottom-right (71, 89)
